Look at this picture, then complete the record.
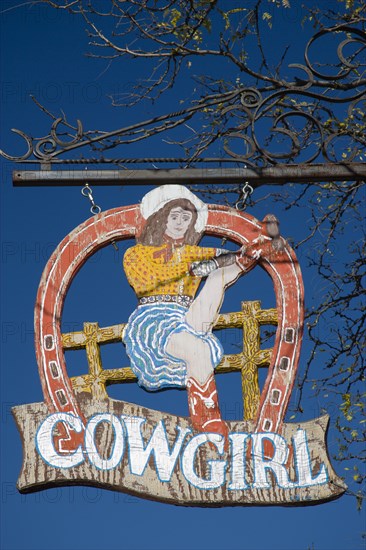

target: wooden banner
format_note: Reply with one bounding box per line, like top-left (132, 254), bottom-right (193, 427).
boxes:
top-left (14, 398), bottom-right (346, 505)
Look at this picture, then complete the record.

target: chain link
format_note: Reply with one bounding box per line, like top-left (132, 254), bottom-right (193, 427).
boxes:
top-left (235, 182), bottom-right (254, 211)
top-left (81, 183), bottom-right (101, 215)
top-left (80, 177), bottom-right (118, 250)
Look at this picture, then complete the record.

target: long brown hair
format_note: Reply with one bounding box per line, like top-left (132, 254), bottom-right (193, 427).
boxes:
top-left (137, 199), bottom-right (201, 246)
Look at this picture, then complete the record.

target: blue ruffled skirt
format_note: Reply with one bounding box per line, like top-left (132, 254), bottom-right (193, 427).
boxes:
top-left (123, 303), bottom-right (223, 391)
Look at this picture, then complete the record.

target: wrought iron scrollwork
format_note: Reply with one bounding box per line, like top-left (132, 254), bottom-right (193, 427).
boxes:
top-left (221, 26), bottom-right (365, 166)
top-left (1, 24), bottom-right (364, 167)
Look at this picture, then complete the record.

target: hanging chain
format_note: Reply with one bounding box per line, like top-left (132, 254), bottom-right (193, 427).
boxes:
top-left (235, 182), bottom-right (254, 211)
top-left (221, 181), bottom-right (254, 245)
top-left (81, 183), bottom-right (101, 215)
top-left (80, 177), bottom-right (118, 251)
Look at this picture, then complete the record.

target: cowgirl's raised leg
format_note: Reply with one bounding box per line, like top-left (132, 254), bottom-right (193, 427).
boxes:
top-left (186, 243), bottom-right (261, 333)
top-left (185, 262), bottom-right (242, 334)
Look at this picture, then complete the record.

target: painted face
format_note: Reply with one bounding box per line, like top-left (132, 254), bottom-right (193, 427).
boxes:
top-left (165, 207), bottom-right (193, 240)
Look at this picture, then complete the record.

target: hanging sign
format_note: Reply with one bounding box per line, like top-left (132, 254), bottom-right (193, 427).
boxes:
top-left (13, 185), bottom-right (346, 505)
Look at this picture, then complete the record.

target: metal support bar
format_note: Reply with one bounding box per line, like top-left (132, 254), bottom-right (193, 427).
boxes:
top-left (12, 163), bottom-right (366, 187)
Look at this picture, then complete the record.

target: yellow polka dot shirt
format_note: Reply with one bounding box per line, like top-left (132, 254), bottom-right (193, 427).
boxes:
top-left (123, 244), bottom-right (217, 298)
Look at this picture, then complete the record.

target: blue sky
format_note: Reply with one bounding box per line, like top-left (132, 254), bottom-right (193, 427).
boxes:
top-left (0, 2), bottom-right (365, 549)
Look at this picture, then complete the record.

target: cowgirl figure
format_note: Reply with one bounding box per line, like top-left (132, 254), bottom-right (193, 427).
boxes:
top-left (123, 186), bottom-right (256, 443)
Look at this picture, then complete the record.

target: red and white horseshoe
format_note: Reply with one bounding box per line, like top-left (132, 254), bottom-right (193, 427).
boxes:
top-left (34, 204), bottom-right (304, 451)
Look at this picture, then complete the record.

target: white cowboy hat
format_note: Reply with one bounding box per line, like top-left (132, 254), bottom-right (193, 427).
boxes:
top-left (140, 185), bottom-right (208, 233)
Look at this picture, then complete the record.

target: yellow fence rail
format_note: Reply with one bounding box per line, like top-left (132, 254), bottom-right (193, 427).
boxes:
top-left (62, 300), bottom-right (277, 420)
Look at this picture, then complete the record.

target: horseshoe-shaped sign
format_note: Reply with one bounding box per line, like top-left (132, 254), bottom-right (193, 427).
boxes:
top-left (13, 186), bottom-right (346, 505)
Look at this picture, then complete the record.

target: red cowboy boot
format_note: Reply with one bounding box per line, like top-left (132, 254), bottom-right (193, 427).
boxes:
top-left (187, 375), bottom-right (229, 450)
